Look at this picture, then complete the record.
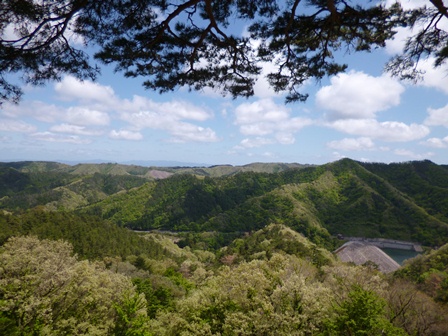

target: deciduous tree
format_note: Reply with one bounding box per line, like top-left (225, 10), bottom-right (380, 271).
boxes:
top-left (0, 236), bottom-right (150, 335)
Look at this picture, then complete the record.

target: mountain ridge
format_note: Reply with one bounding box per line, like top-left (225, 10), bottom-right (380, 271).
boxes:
top-left (1, 158), bottom-right (447, 248)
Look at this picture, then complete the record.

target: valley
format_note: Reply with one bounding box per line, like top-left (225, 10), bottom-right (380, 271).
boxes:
top-left (1, 158), bottom-right (448, 335)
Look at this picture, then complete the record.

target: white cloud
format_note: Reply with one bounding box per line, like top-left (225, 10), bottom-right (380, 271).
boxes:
top-left (30, 132), bottom-right (92, 144)
top-left (0, 119), bottom-right (37, 133)
top-left (119, 107), bottom-right (218, 143)
top-left (2, 24), bottom-right (20, 41)
top-left (383, 1), bottom-right (448, 94)
top-left (168, 123), bottom-right (219, 143)
top-left (235, 99), bottom-right (289, 125)
top-left (1, 101), bottom-right (63, 123)
top-left (120, 110), bottom-right (175, 129)
top-left (114, 95), bottom-right (218, 142)
top-left (50, 124), bottom-right (104, 136)
top-left (253, 61), bottom-right (285, 99)
top-left (421, 136), bottom-right (448, 148)
top-left (121, 96), bottom-right (213, 121)
top-left (384, 0), bottom-right (431, 53)
top-left (5, 77), bottom-right (218, 143)
top-left (275, 132), bottom-right (295, 145)
top-left (234, 99), bottom-right (313, 139)
top-left (327, 137), bottom-right (375, 151)
top-left (109, 130), bottom-right (143, 141)
top-left (328, 119), bottom-right (430, 141)
top-left (385, 25), bottom-right (412, 56)
top-left (394, 148), bottom-right (434, 160)
top-left (66, 107), bottom-right (110, 126)
top-left (239, 137), bottom-right (274, 148)
top-left (262, 152), bottom-right (276, 158)
top-left (316, 71), bottom-right (404, 119)
top-left (55, 76), bottom-right (116, 104)
top-left (1, 100), bottom-right (111, 127)
top-left (425, 105), bottom-right (448, 127)
top-left (415, 59), bottom-right (448, 95)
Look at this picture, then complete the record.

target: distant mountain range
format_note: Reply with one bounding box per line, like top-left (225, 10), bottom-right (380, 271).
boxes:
top-left (1, 158), bottom-right (447, 248)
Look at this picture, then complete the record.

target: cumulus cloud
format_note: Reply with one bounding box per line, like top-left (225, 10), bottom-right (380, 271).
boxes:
top-left (5, 76), bottom-right (218, 144)
top-left (328, 119), bottom-right (430, 142)
top-left (327, 137), bottom-right (375, 151)
top-left (234, 98), bottom-right (313, 140)
top-left (65, 107), bottom-right (110, 126)
top-left (316, 71), bottom-right (404, 119)
top-left (235, 99), bottom-right (289, 126)
top-left (167, 123), bottom-right (219, 143)
top-left (413, 59), bottom-right (448, 95)
top-left (425, 105), bottom-right (448, 127)
top-left (118, 98), bottom-right (218, 143)
top-left (30, 132), bottom-right (92, 144)
top-left (109, 130), bottom-right (143, 141)
top-left (0, 119), bottom-right (37, 133)
top-left (121, 96), bottom-right (212, 121)
top-left (421, 136), bottom-right (448, 148)
top-left (1, 100), bottom-right (110, 127)
top-left (239, 137), bottom-right (274, 148)
top-left (55, 76), bottom-right (116, 104)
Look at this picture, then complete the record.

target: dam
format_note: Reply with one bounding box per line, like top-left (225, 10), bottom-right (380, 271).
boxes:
top-left (334, 241), bottom-right (401, 273)
top-left (340, 236), bottom-right (423, 252)
top-left (334, 237), bottom-right (423, 273)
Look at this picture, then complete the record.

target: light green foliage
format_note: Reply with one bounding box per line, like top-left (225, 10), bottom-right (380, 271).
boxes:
top-left (151, 253), bottom-right (334, 335)
top-left (82, 182), bottom-right (156, 225)
top-left (0, 236), bottom-right (149, 335)
top-left (1, 232), bottom-right (447, 335)
top-left (323, 263), bottom-right (388, 297)
top-left (2, 160), bottom-right (448, 334)
top-left (222, 224), bottom-right (334, 267)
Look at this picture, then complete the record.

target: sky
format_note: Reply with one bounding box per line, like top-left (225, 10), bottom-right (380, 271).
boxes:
top-left (1, 1), bottom-right (447, 166)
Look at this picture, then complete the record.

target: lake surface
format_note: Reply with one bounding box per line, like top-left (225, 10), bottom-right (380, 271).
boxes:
top-left (381, 248), bottom-right (420, 265)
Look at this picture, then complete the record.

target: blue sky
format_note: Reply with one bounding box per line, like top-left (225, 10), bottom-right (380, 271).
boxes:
top-left (1, 0), bottom-right (447, 166)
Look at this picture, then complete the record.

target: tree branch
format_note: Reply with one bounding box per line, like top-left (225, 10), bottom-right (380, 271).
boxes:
top-left (429, 0), bottom-right (448, 20)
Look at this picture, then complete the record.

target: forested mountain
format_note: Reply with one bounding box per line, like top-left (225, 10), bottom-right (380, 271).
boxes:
top-left (1, 158), bottom-right (448, 248)
top-left (2, 158), bottom-right (448, 335)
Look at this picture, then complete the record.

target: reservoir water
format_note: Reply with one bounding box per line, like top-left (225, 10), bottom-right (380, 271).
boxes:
top-left (381, 248), bottom-right (420, 265)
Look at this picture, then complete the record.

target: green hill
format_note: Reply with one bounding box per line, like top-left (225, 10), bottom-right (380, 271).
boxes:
top-left (219, 223), bottom-right (334, 267)
top-left (361, 160), bottom-right (448, 223)
top-left (1, 159), bottom-right (447, 248)
top-left (396, 242), bottom-right (448, 303)
top-left (0, 209), bottom-right (177, 260)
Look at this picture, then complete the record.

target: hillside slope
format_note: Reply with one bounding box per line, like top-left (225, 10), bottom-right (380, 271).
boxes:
top-left (1, 159), bottom-right (447, 248)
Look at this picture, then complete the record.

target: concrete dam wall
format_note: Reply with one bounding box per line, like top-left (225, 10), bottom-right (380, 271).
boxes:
top-left (341, 237), bottom-right (423, 252)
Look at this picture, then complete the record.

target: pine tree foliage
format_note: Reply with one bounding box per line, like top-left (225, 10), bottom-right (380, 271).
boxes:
top-left (1, 1), bottom-right (447, 105)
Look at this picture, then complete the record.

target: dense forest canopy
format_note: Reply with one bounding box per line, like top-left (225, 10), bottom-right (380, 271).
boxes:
top-left (1, 0), bottom-right (448, 105)
top-left (2, 159), bottom-right (447, 247)
top-left (1, 159), bottom-right (448, 334)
